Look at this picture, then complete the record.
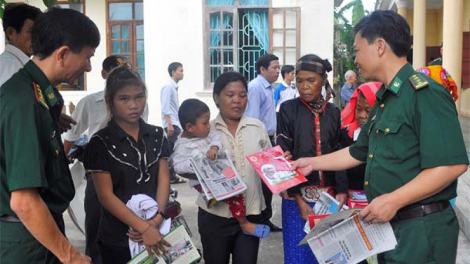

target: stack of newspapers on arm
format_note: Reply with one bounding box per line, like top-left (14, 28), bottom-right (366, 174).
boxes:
top-left (190, 150), bottom-right (247, 202)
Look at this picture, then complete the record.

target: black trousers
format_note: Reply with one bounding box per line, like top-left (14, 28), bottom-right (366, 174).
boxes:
top-left (260, 181), bottom-right (273, 223)
top-left (98, 241), bottom-right (131, 264)
top-left (164, 126), bottom-right (182, 181)
top-left (261, 135), bottom-right (276, 223)
top-left (84, 176), bottom-right (102, 264)
top-left (198, 209), bottom-right (261, 264)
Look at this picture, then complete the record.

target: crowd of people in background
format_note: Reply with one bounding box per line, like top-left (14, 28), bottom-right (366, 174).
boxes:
top-left (0, 4), bottom-right (468, 264)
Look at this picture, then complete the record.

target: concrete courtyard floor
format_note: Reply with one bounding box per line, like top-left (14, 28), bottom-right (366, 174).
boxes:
top-left (65, 182), bottom-right (470, 264)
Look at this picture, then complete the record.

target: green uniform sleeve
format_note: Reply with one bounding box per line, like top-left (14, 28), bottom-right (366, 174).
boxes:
top-left (4, 103), bottom-right (48, 191)
top-left (416, 84), bottom-right (469, 168)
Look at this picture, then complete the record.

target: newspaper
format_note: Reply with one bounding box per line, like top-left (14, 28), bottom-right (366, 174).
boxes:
top-left (314, 191), bottom-right (349, 215)
top-left (190, 150), bottom-right (247, 201)
top-left (300, 210), bottom-right (397, 264)
top-left (127, 225), bottom-right (201, 264)
top-left (304, 191), bottom-right (349, 233)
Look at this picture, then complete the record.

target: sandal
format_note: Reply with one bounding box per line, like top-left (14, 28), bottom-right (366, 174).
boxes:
top-left (243, 224), bottom-right (270, 238)
top-left (171, 177), bottom-right (187, 184)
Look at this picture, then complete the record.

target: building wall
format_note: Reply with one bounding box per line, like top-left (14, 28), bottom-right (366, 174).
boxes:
top-left (425, 8), bottom-right (442, 47)
top-left (1, 0), bottom-right (334, 126)
top-left (146, 0), bottom-right (334, 125)
top-left (464, 0), bottom-right (470, 31)
top-left (1, 0), bottom-right (110, 115)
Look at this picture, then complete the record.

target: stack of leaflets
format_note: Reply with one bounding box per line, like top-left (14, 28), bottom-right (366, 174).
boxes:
top-left (127, 225), bottom-right (201, 264)
top-left (348, 189), bottom-right (368, 209)
top-left (190, 150), bottom-right (247, 202)
top-left (304, 192), bottom-right (349, 232)
top-left (246, 146), bottom-right (307, 194)
top-left (300, 210), bottom-right (397, 264)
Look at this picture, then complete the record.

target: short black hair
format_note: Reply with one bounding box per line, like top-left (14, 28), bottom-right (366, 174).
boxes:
top-left (281, 65), bottom-right (295, 79)
top-left (31, 7), bottom-right (100, 59)
top-left (2, 4), bottom-right (41, 39)
top-left (213, 71), bottom-right (248, 96)
top-left (168, 62), bottom-right (183, 77)
top-left (354, 10), bottom-right (411, 58)
top-left (179, 99), bottom-right (210, 131)
top-left (256, 54), bottom-right (279, 74)
top-left (102, 55), bottom-right (130, 73)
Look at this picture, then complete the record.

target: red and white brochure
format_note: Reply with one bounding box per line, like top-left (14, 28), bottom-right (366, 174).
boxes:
top-left (246, 146), bottom-right (307, 194)
top-left (347, 189), bottom-right (369, 209)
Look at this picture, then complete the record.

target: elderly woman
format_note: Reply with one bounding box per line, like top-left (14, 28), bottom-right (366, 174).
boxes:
top-left (276, 54), bottom-right (349, 264)
top-left (197, 71), bottom-right (271, 264)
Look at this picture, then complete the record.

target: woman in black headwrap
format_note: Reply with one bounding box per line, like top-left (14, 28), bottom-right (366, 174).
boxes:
top-left (276, 54), bottom-right (348, 264)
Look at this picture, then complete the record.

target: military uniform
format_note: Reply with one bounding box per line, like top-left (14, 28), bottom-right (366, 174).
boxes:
top-left (430, 57), bottom-right (442, 66)
top-left (0, 61), bottom-right (75, 264)
top-left (350, 63), bottom-right (468, 263)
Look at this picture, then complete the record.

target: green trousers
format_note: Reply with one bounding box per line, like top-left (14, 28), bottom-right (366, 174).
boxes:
top-left (378, 206), bottom-right (459, 264)
top-left (0, 215), bottom-right (64, 264)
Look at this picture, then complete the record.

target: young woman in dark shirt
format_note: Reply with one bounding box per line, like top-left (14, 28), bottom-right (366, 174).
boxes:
top-left (84, 67), bottom-right (171, 264)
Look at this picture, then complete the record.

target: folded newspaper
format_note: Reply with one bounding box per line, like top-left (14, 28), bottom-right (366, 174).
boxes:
top-left (190, 150), bottom-right (247, 201)
top-left (127, 225), bottom-right (201, 264)
top-left (300, 209), bottom-right (397, 264)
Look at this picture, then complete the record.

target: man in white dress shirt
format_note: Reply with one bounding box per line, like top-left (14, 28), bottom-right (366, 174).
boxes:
top-left (0, 4), bottom-right (41, 87)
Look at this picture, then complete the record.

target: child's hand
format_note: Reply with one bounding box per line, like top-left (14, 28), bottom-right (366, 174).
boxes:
top-left (207, 146), bottom-right (219, 160)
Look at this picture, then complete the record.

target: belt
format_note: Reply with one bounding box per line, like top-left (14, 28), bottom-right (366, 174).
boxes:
top-left (392, 201), bottom-right (450, 222)
top-left (0, 215), bottom-right (21, 223)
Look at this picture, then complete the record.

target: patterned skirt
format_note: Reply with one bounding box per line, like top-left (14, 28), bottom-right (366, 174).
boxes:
top-left (282, 198), bottom-right (319, 264)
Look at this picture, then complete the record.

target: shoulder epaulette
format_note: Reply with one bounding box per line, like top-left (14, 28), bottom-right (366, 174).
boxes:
top-left (32, 82), bottom-right (49, 109)
top-left (409, 74), bottom-right (429, 90)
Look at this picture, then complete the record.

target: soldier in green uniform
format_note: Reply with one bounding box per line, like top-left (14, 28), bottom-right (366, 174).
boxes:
top-left (0, 8), bottom-right (100, 264)
top-left (293, 10), bottom-right (468, 264)
top-left (430, 45), bottom-right (443, 66)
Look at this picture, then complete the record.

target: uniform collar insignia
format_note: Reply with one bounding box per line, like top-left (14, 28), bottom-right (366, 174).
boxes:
top-left (388, 77), bottom-right (402, 94)
top-left (44, 86), bottom-right (58, 106)
top-left (32, 82), bottom-right (49, 110)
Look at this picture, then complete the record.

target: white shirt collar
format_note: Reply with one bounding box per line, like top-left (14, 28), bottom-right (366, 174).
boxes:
top-left (5, 44), bottom-right (30, 66)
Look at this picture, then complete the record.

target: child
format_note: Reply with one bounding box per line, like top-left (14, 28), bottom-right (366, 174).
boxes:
top-left (84, 67), bottom-right (171, 264)
top-left (171, 99), bottom-right (270, 238)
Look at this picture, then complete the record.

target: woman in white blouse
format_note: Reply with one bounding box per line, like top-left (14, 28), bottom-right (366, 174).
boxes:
top-left (197, 71), bottom-right (271, 264)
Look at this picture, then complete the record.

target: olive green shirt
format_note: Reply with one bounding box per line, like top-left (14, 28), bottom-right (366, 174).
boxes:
top-left (430, 57), bottom-right (442, 66)
top-left (350, 63), bottom-right (468, 204)
top-left (0, 61), bottom-right (74, 217)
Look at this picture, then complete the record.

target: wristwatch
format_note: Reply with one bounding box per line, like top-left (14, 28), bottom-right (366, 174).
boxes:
top-left (157, 210), bottom-right (167, 219)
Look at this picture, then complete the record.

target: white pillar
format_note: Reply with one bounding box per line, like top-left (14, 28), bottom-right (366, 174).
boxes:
top-left (0, 19), bottom-right (5, 53)
top-left (442, 0), bottom-right (463, 111)
top-left (412, 0), bottom-right (426, 68)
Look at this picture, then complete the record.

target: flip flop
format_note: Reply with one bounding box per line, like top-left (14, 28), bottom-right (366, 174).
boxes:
top-left (171, 177), bottom-right (187, 184)
top-left (243, 224), bottom-right (270, 238)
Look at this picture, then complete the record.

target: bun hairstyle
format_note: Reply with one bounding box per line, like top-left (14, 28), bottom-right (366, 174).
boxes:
top-left (105, 67), bottom-right (146, 116)
top-left (296, 54), bottom-right (332, 79)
